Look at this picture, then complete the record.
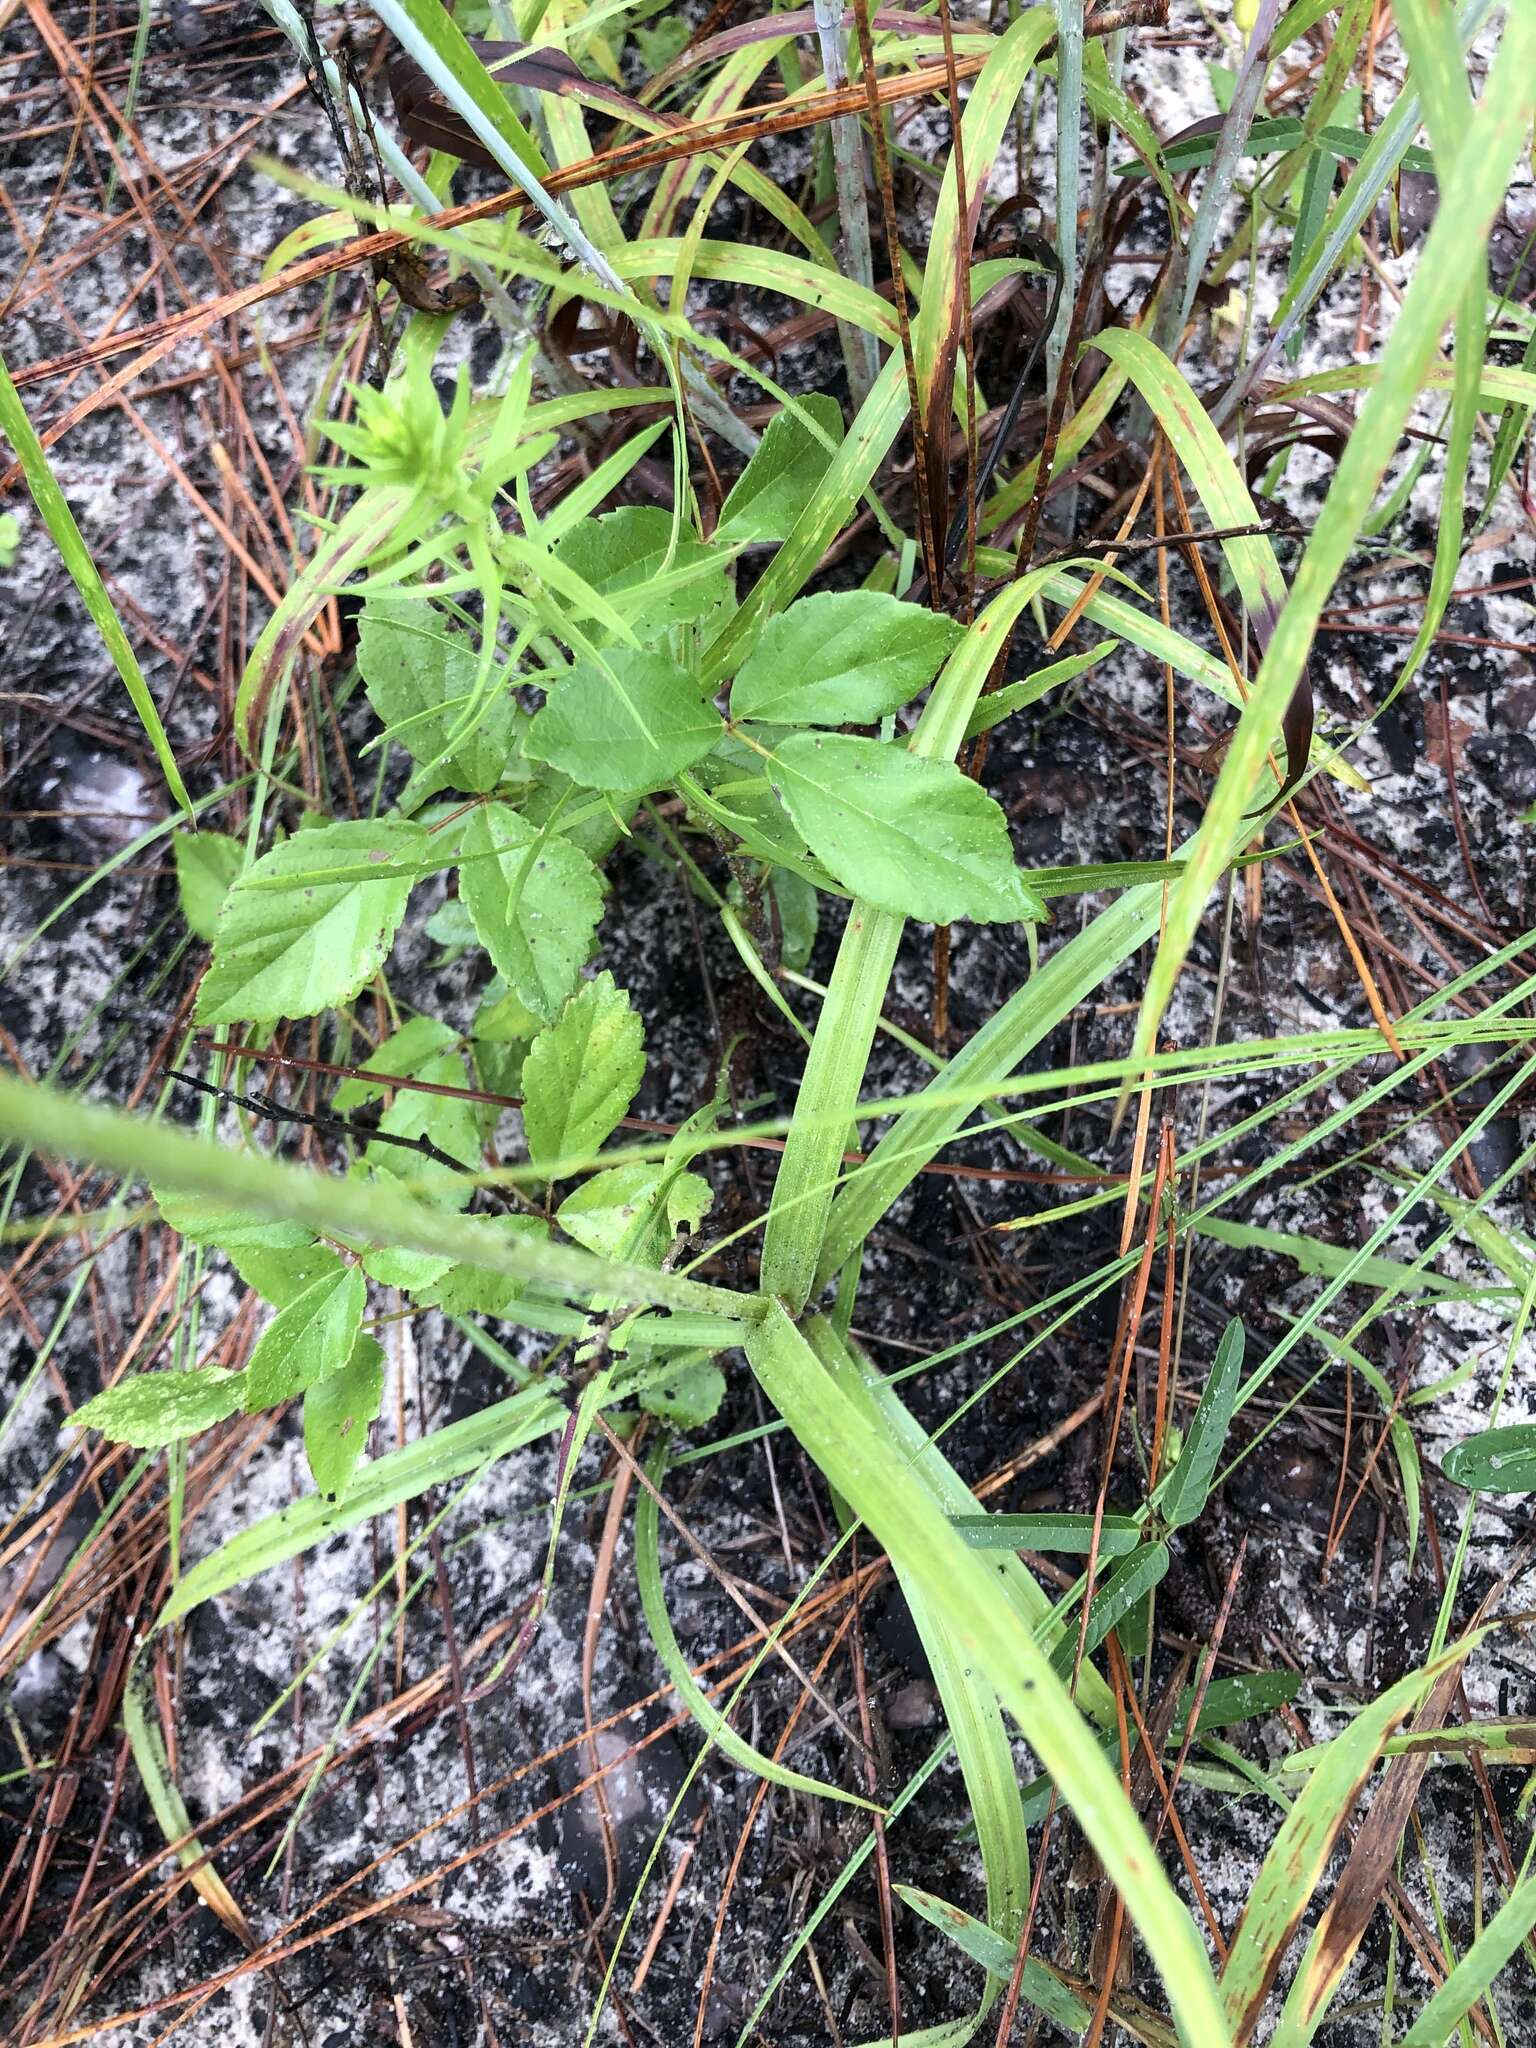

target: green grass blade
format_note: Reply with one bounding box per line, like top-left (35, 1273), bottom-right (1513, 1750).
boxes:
top-left (811, 1326), bottom-right (1029, 2009)
top-left (749, 1302), bottom-right (1231, 2048)
top-left (633, 1445), bottom-right (878, 1809)
top-left (1122, 17), bottom-right (1536, 1086)
top-left (759, 574), bottom-right (1059, 1309)
top-left (895, 1885), bottom-right (1094, 2036)
top-left (158, 1381), bottom-right (566, 1629)
top-left (0, 1069), bottom-right (762, 1325)
top-left (1395, 1860), bottom-right (1536, 2048)
top-left (808, 1320), bottom-right (1116, 1725)
top-left (0, 354), bottom-right (192, 814)
top-left (1219, 1644), bottom-right (1476, 2042)
top-left (816, 877), bottom-right (1164, 1290)
top-left (1092, 329), bottom-right (1288, 631)
top-left (702, 351), bottom-right (908, 683)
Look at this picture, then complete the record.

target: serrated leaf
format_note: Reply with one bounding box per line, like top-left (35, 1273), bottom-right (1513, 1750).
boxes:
top-left (352, 1044), bottom-right (482, 1285)
top-left (416, 1214), bottom-right (552, 1317)
top-left (243, 1264), bottom-right (366, 1412)
top-left (364, 1049), bottom-right (480, 1196)
top-left (456, 802), bottom-right (604, 1023)
top-left (715, 394), bottom-right (845, 544)
top-left (303, 1334), bottom-right (386, 1497)
top-left (1443, 1425), bottom-right (1536, 1494)
top-left (154, 1186), bottom-right (311, 1253)
top-left (557, 1162), bottom-right (711, 1264)
top-left (638, 1356), bottom-right (726, 1428)
top-left (768, 734), bottom-right (1042, 924)
top-left (553, 506), bottom-right (727, 635)
top-left (525, 650), bottom-right (723, 791)
top-left (522, 972), bottom-right (644, 1176)
top-left (72, 1367), bottom-right (248, 1448)
top-left (357, 596), bottom-right (518, 804)
top-left (362, 1241), bottom-right (456, 1291)
top-left (1159, 1317), bottom-right (1245, 1529)
top-left (732, 590), bottom-right (963, 726)
top-left (172, 830), bottom-right (242, 942)
top-left (228, 1237), bottom-right (347, 1308)
top-left (196, 819), bottom-right (425, 1026)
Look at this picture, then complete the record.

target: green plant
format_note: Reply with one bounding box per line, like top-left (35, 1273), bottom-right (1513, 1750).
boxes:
top-left (5, 1), bottom-right (1536, 2042)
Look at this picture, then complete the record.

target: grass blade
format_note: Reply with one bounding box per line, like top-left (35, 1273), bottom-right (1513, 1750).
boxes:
top-left (0, 355), bottom-right (192, 814)
top-left (633, 1445), bottom-right (878, 1809)
top-left (1122, 16), bottom-right (1536, 1089)
top-left (0, 1069), bottom-right (761, 1326)
top-left (749, 1301), bottom-right (1232, 2047)
top-left (1395, 1858), bottom-right (1536, 2047)
top-left (1219, 1644), bottom-right (1475, 2042)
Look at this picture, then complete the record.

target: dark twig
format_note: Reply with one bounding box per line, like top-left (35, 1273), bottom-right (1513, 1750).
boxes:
top-left (942, 235), bottom-right (1062, 574)
top-left (163, 1067), bottom-right (469, 1174)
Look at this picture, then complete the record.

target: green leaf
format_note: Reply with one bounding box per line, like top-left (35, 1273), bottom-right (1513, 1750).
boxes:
top-left (1395, 1869), bottom-right (1536, 2047)
top-left (363, 1049), bottom-right (480, 1194)
top-left (638, 1356), bottom-right (726, 1428)
top-left (894, 1886), bottom-right (1093, 2035)
top-left (303, 1333), bottom-right (386, 1497)
top-left (715, 394), bottom-right (845, 544)
top-left (416, 1214), bottom-right (552, 1316)
top-left (634, 1442), bottom-right (874, 1805)
top-left (1049, 1542), bottom-right (1170, 1675)
top-left (0, 354), bottom-right (192, 814)
top-left (768, 735), bottom-right (1042, 924)
top-left (228, 1237), bottom-right (347, 1309)
top-left (358, 596), bottom-right (518, 804)
top-left (172, 830), bottom-right (242, 943)
top-left (748, 1303), bottom-right (1231, 2043)
top-left (951, 1511), bottom-right (1143, 1555)
top-left (732, 591), bottom-right (963, 726)
top-left (961, 640), bottom-right (1116, 740)
top-left (770, 869), bottom-right (818, 970)
top-left (243, 1264), bottom-right (366, 1412)
top-left (557, 1162), bottom-right (712, 1264)
top-left (525, 650), bottom-right (723, 791)
top-left (72, 1367), bottom-right (247, 1448)
top-left (352, 1044), bottom-right (482, 1286)
top-left (196, 818), bottom-right (425, 1026)
top-left (552, 507), bottom-right (728, 635)
top-left (330, 1016), bottom-right (459, 1111)
top-left (1158, 1318), bottom-right (1245, 1529)
top-left (521, 972), bottom-right (645, 1176)
top-left (1170, 1670), bottom-right (1303, 1740)
top-left (1443, 1425), bottom-right (1536, 1494)
top-left (455, 802), bottom-right (604, 1024)
top-left (154, 1186), bottom-right (311, 1253)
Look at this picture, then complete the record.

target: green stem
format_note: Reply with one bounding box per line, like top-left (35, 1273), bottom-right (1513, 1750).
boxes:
top-left (0, 1070), bottom-right (761, 1326)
